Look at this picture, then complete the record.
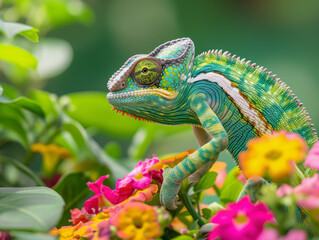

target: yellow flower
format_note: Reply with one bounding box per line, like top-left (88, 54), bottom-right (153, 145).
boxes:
top-left (30, 143), bottom-right (71, 175)
top-left (50, 221), bottom-right (94, 240)
top-left (239, 131), bottom-right (307, 182)
top-left (110, 202), bottom-right (162, 240)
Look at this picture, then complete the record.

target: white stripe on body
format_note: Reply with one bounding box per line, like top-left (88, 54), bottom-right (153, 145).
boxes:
top-left (188, 72), bottom-right (272, 135)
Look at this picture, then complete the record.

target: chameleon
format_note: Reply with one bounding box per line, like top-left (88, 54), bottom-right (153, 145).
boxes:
top-left (106, 38), bottom-right (318, 210)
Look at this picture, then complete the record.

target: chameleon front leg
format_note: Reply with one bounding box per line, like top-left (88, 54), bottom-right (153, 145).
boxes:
top-left (189, 126), bottom-right (213, 183)
top-left (160, 94), bottom-right (228, 209)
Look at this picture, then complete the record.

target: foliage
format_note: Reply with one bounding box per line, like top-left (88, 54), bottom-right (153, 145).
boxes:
top-left (0, 1), bottom-right (319, 240)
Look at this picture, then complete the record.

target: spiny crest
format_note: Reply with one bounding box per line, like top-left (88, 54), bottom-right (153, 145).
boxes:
top-left (197, 49), bottom-right (317, 137)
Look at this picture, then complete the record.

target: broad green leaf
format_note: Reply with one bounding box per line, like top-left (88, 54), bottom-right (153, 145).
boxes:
top-left (0, 116), bottom-right (28, 147)
top-left (193, 172), bottom-right (217, 193)
top-left (0, 44), bottom-right (37, 69)
top-left (11, 232), bottom-right (57, 240)
top-left (65, 92), bottom-right (189, 138)
top-left (219, 181), bottom-right (243, 205)
top-left (0, 83), bottom-right (21, 99)
top-left (0, 187), bottom-right (64, 232)
top-left (0, 96), bottom-right (45, 118)
top-left (53, 172), bottom-right (92, 227)
top-left (0, 19), bottom-right (39, 42)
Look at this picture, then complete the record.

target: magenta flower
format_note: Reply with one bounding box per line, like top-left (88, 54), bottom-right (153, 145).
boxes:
top-left (208, 196), bottom-right (274, 240)
top-left (103, 155), bottom-right (163, 204)
top-left (305, 141), bottom-right (319, 171)
top-left (84, 155), bottom-right (163, 214)
top-left (257, 228), bottom-right (307, 240)
top-left (84, 175), bottom-right (112, 214)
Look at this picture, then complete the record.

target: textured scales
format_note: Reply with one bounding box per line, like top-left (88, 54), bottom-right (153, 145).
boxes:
top-left (107, 38), bottom-right (318, 209)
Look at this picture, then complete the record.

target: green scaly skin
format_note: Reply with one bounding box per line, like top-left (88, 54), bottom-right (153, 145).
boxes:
top-left (107, 38), bottom-right (318, 210)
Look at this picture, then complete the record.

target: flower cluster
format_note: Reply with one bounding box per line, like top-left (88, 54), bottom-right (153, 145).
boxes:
top-left (51, 132), bottom-right (319, 240)
top-left (52, 155), bottom-right (170, 240)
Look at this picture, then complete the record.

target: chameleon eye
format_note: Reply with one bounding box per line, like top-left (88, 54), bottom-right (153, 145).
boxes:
top-left (132, 59), bottom-right (161, 86)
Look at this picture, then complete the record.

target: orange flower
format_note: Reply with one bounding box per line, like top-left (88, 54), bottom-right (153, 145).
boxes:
top-left (239, 131), bottom-right (307, 182)
top-left (110, 202), bottom-right (162, 240)
top-left (148, 149), bottom-right (196, 171)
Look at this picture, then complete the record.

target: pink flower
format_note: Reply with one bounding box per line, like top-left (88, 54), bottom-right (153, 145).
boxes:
top-left (277, 184), bottom-right (293, 197)
top-left (305, 141), bottom-right (319, 171)
top-left (208, 196), bottom-right (274, 240)
top-left (102, 155), bottom-right (163, 205)
top-left (84, 155), bottom-right (163, 214)
top-left (84, 175), bottom-right (112, 214)
top-left (257, 228), bottom-right (307, 240)
top-left (277, 174), bottom-right (319, 209)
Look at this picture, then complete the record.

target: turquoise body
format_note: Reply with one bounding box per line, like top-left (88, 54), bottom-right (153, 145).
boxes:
top-left (107, 38), bottom-right (318, 209)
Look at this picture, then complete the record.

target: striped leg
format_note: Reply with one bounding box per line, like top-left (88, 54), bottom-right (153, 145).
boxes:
top-left (160, 94), bottom-right (228, 209)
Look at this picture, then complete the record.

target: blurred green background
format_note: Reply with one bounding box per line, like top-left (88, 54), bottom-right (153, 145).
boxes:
top-left (1, 0), bottom-right (319, 169)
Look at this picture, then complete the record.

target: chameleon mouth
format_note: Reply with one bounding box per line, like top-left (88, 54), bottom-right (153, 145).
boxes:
top-left (107, 88), bottom-right (178, 100)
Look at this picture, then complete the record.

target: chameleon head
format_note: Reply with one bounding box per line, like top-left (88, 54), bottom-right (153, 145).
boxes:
top-left (107, 38), bottom-right (195, 124)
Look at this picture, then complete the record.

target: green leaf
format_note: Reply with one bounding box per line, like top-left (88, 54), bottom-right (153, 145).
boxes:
top-left (0, 83), bottom-right (21, 99)
top-left (171, 236), bottom-right (194, 240)
top-left (219, 167), bottom-right (243, 205)
top-left (0, 116), bottom-right (28, 147)
top-left (220, 166), bottom-right (242, 192)
top-left (0, 187), bottom-right (64, 232)
top-left (219, 181), bottom-right (243, 205)
top-left (11, 232), bottom-right (58, 240)
top-left (163, 227), bottom-right (180, 240)
top-left (53, 172), bottom-right (91, 227)
top-left (0, 96), bottom-right (45, 118)
top-left (0, 156), bottom-right (45, 186)
top-left (0, 19), bottom-right (39, 42)
top-left (29, 90), bottom-right (60, 120)
top-left (62, 120), bottom-right (128, 180)
top-left (202, 208), bottom-right (213, 220)
top-left (193, 172), bottom-right (217, 193)
top-left (0, 44), bottom-right (37, 69)
top-left (128, 126), bottom-right (156, 160)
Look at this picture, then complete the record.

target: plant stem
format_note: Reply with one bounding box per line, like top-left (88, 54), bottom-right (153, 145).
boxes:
top-left (179, 180), bottom-right (205, 227)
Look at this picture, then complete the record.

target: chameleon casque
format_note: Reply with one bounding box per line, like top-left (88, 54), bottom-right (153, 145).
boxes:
top-left (106, 38), bottom-right (318, 210)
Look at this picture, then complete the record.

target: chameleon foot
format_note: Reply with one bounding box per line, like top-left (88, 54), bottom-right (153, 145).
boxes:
top-left (160, 167), bottom-right (183, 210)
